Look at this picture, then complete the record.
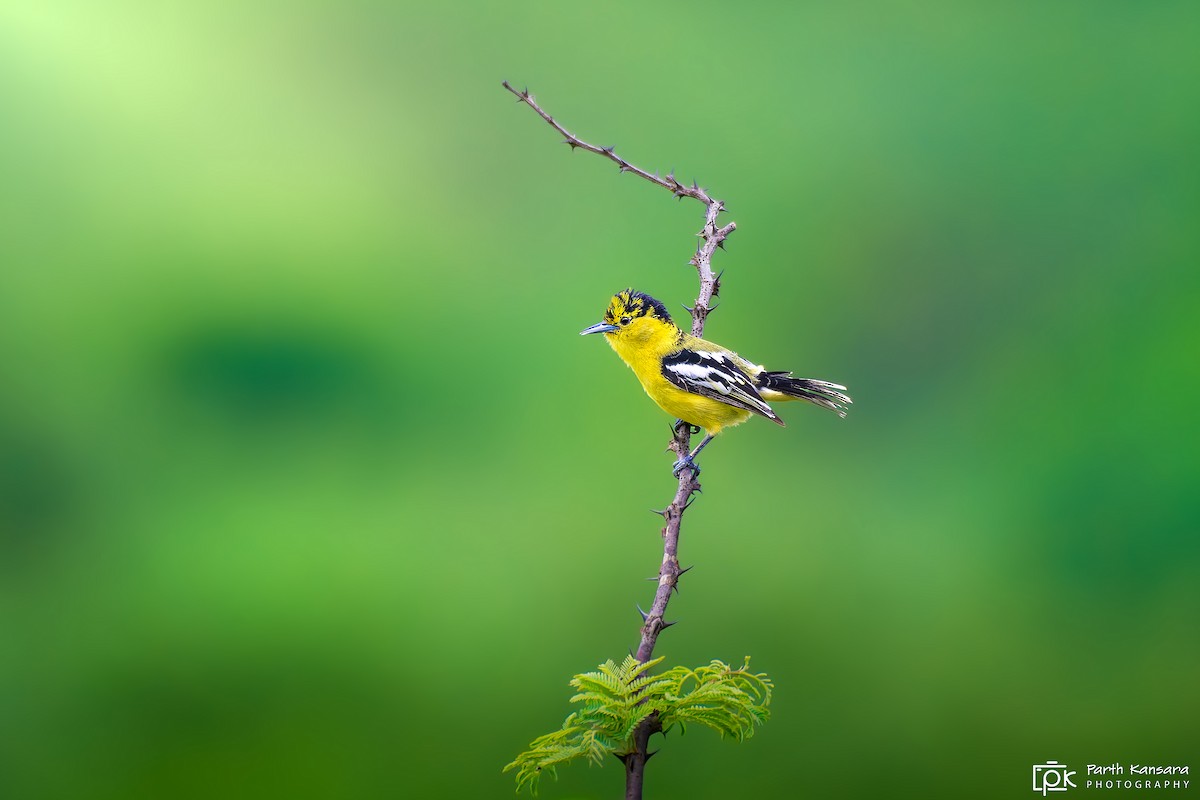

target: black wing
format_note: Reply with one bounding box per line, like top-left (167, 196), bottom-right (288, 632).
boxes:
top-left (661, 348), bottom-right (779, 421)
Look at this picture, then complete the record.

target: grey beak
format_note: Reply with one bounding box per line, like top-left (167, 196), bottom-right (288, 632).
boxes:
top-left (580, 322), bottom-right (619, 336)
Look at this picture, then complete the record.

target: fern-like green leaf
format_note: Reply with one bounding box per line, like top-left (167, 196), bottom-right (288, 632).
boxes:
top-left (504, 656), bottom-right (772, 794)
top-left (658, 657), bottom-right (774, 741)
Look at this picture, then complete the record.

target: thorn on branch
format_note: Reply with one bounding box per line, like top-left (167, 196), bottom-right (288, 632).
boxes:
top-left (661, 619), bottom-right (678, 629)
top-left (501, 80), bottom-right (528, 102)
top-left (636, 604), bottom-right (650, 622)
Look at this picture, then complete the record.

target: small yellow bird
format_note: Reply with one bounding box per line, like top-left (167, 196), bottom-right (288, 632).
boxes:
top-left (581, 289), bottom-right (851, 476)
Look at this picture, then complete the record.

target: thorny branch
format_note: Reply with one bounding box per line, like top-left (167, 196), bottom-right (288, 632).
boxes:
top-left (502, 81), bottom-right (722, 206)
top-left (503, 81), bottom-right (736, 800)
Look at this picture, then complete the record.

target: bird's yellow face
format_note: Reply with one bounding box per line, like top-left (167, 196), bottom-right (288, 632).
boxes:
top-left (580, 289), bottom-right (676, 345)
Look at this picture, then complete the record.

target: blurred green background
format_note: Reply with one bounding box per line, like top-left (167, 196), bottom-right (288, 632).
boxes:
top-left (1, 2), bottom-right (1197, 798)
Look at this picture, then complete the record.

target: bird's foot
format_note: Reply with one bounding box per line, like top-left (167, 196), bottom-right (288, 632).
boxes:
top-left (672, 454), bottom-right (701, 478)
top-left (672, 419), bottom-right (702, 437)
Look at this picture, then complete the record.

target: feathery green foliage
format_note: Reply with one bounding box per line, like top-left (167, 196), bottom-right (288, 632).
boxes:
top-left (504, 656), bottom-right (772, 794)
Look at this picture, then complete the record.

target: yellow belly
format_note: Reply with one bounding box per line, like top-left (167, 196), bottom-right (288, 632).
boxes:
top-left (637, 371), bottom-right (752, 435)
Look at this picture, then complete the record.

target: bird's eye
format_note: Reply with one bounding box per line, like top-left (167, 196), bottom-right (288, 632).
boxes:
top-left (620, 316), bottom-right (632, 325)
